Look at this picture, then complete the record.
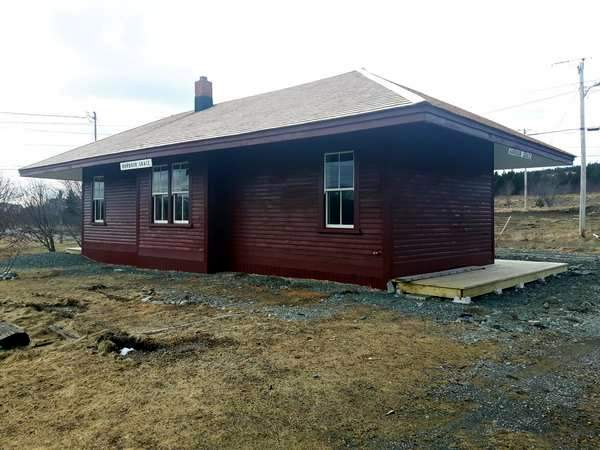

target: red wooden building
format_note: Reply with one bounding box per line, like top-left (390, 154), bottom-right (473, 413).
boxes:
top-left (21, 71), bottom-right (574, 288)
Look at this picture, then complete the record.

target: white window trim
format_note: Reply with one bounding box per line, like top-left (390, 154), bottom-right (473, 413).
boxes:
top-left (152, 165), bottom-right (170, 223)
top-left (324, 151), bottom-right (354, 228)
top-left (172, 195), bottom-right (189, 224)
top-left (92, 176), bottom-right (105, 223)
top-left (153, 195), bottom-right (169, 224)
top-left (171, 162), bottom-right (190, 224)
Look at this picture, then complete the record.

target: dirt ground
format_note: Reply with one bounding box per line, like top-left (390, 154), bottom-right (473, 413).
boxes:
top-left (1, 244), bottom-right (600, 448)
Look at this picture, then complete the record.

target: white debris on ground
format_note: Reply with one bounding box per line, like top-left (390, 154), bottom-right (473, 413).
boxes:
top-left (1, 271), bottom-right (17, 281)
top-left (119, 347), bottom-right (135, 356)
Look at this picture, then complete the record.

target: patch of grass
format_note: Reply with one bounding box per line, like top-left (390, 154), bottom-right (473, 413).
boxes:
top-left (495, 193), bottom-right (600, 252)
top-left (0, 265), bottom-right (499, 448)
top-left (2, 251), bottom-right (599, 448)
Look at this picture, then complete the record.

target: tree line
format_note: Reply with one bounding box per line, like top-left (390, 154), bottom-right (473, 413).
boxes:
top-left (494, 163), bottom-right (600, 198)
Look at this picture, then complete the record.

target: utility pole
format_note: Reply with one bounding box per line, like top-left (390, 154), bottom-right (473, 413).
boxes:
top-left (92, 111), bottom-right (97, 141)
top-left (578, 60), bottom-right (587, 237)
top-left (524, 170), bottom-right (528, 211)
top-left (523, 129), bottom-right (528, 211)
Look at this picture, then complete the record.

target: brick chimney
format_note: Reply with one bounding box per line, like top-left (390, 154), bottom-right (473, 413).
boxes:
top-left (194, 76), bottom-right (213, 111)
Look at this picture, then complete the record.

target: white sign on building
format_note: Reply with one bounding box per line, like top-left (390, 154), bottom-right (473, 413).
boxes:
top-left (120, 159), bottom-right (153, 171)
top-left (507, 148), bottom-right (533, 160)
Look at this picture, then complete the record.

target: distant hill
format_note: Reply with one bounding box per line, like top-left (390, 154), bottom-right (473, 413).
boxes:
top-left (494, 163), bottom-right (600, 196)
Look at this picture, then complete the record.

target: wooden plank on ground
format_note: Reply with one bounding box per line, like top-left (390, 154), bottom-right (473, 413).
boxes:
top-left (396, 265), bottom-right (485, 282)
top-left (392, 259), bottom-right (568, 300)
top-left (463, 264), bottom-right (567, 298)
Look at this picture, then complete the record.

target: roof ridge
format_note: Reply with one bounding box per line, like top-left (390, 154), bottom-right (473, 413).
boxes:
top-left (356, 69), bottom-right (425, 105)
top-left (367, 71), bottom-right (573, 157)
top-left (20, 70), bottom-right (574, 177)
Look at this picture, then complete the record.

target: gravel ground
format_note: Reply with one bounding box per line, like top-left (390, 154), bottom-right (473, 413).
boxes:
top-left (5, 249), bottom-right (600, 339)
top-left (3, 249), bottom-right (600, 447)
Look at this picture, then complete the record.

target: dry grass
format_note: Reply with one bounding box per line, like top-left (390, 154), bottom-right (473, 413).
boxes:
top-left (494, 191), bottom-right (600, 211)
top-left (0, 238), bottom-right (77, 261)
top-left (495, 193), bottom-right (600, 252)
top-left (0, 267), bottom-right (498, 449)
top-left (4, 199), bottom-right (600, 448)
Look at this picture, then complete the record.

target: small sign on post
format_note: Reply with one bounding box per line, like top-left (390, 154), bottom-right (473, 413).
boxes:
top-left (120, 159), bottom-right (153, 171)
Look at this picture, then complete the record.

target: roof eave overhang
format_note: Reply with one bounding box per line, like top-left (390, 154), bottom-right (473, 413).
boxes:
top-left (19, 103), bottom-right (574, 180)
top-left (421, 105), bottom-right (574, 167)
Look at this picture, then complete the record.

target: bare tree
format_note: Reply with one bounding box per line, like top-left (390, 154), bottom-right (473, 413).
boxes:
top-left (20, 181), bottom-right (60, 252)
top-left (534, 176), bottom-right (559, 208)
top-left (61, 180), bottom-right (82, 246)
top-left (501, 180), bottom-right (515, 208)
top-left (0, 175), bottom-right (16, 229)
top-left (0, 175), bottom-right (25, 276)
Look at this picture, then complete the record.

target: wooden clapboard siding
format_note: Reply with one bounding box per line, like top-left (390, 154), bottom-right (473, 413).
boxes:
top-left (82, 167), bottom-right (137, 259)
top-left (80, 124), bottom-right (495, 289)
top-left (137, 158), bottom-right (206, 271)
top-left (82, 159), bottom-right (207, 272)
top-left (387, 130), bottom-right (494, 278)
top-left (217, 142), bottom-right (386, 287)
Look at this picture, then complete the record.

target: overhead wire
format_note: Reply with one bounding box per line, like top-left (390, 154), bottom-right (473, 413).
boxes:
top-left (27, 129), bottom-right (109, 136)
top-left (485, 90), bottom-right (576, 114)
top-left (0, 111), bottom-right (88, 119)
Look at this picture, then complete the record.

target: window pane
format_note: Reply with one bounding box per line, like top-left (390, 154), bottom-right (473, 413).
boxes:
top-left (173, 193), bottom-right (189, 222)
top-left (152, 167), bottom-right (168, 194)
top-left (174, 194), bottom-right (182, 221)
top-left (154, 195), bottom-right (168, 222)
top-left (182, 194), bottom-right (189, 222)
top-left (341, 190), bottom-right (354, 225)
top-left (339, 152), bottom-right (354, 188)
top-left (93, 178), bottom-right (104, 199)
top-left (325, 154), bottom-right (339, 189)
top-left (172, 163), bottom-right (189, 193)
top-left (326, 191), bottom-right (340, 225)
top-left (94, 199), bottom-right (105, 222)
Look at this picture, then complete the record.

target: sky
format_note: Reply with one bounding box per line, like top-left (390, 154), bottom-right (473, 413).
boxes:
top-left (1, 0), bottom-right (600, 181)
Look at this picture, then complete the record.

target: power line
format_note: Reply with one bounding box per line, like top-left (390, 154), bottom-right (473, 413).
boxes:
top-left (28, 129), bottom-right (110, 136)
top-left (530, 78), bottom-right (600, 93)
top-left (527, 126), bottom-right (600, 136)
top-left (0, 120), bottom-right (93, 126)
top-left (0, 111), bottom-right (88, 119)
top-left (485, 90), bottom-right (576, 114)
top-left (527, 128), bottom-right (580, 136)
top-left (0, 118), bottom-right (142, 130)
top-left (24, 143), bottom-right (79, 147)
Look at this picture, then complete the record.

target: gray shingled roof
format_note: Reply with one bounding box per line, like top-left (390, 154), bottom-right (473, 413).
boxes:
top-left (381, 76), bottom-right (567, 153)
top-left (23, 71), bottom-right (415, 170)
top-left (22, 69), bottom-right (572, 172)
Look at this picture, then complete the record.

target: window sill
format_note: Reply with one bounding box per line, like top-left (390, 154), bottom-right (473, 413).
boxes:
top-left (149, 222), bottom-right (193, 228)
top-left (318, 226), bottom-right (362, 235)
top-left (91, 221), bottom-right (106, 226)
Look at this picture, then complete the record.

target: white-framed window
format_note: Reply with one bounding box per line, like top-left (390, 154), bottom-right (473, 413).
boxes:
top-left (171, 162), bottom-right (189, 224)
top-left (152, 165), bottom-right (169, 223)
top-left (92, 176), bottom-right (105, 223)
top-left (324, 151), bottom-right (354, 228)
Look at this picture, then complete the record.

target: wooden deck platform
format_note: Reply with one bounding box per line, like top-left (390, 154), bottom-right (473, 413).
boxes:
top-left (392, 259), bottom-right (568, 302)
